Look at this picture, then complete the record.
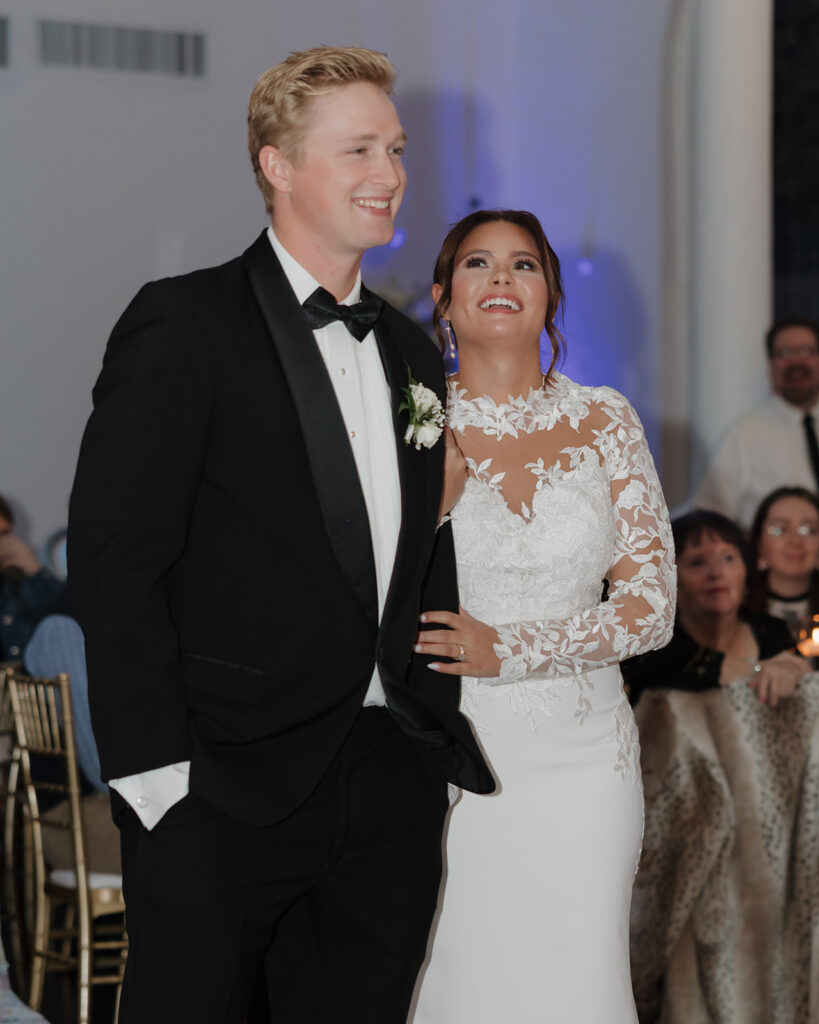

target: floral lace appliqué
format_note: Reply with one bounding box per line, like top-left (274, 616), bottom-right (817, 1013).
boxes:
top-left (447, 372), bottom-right (676, 721)
top-left (612, 695), bottom-right (642, 784)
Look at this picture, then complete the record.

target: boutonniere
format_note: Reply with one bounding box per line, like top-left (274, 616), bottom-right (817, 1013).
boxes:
top-left (399, 372), bottom-right (445, 450)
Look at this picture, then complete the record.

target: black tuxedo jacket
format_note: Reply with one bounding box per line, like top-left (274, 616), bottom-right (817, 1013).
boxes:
top-left (68, 232), bottom-right (493, 825)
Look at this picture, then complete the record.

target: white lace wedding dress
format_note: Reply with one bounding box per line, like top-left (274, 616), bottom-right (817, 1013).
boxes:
top-left (411, 372), bottom-right (676, 1024)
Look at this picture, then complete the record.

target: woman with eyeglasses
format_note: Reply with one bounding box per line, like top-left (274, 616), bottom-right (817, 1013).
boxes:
top-left (750, 486), bottom-right (819, 639)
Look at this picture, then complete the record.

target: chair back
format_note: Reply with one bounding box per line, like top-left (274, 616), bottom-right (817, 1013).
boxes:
top-left (5, 669), bottom-right (92, 931)
top-left (4, 669), bottom-right (125, 1023)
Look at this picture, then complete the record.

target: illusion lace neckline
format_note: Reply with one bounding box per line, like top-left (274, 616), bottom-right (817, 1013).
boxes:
top-left (446, 373), bottom-right (567, 439)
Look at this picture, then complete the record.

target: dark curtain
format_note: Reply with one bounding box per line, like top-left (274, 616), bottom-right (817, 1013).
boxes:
top-left (773, 0), bottom-right (819, 320)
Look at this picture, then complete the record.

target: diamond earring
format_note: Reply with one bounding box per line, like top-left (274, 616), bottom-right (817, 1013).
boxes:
top-left (443, 320), bottom-right (457, 361)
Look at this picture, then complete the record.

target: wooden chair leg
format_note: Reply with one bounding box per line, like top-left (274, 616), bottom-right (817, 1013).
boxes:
top-left (77, 948), bottom-right (92, 1024)
top-left (22, 815), bottom-right (35, 946)
top-left (1, 846), bottom-right (27, 992)
top-left (77, 900), bottom-right (92, 1024)
top-left (1, 760), bottom-right (27, 994)
top-left (114, 978), bottom-right (123, 1024)
top-left (28, 890), bottom-right (50, 1010)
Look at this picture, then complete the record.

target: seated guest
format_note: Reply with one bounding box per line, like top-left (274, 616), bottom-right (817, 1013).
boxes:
top-left (24, 614), bottom-right (104, 792)
top-left (750, 486), bottom-right (819, 639)
top-left (0, 494), bottom-right (66, 662)
top-left (623, 509), bottom-right (809, 708)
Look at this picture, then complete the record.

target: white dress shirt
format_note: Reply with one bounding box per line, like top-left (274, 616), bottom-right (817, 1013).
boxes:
top-left (111, 228), bottom-right (401, 829)
top-left (695, 394), bottom-right (819, 529)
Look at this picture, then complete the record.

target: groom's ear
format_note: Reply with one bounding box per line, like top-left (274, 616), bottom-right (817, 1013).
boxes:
top-left (259, 146), bottom-right (293, 195)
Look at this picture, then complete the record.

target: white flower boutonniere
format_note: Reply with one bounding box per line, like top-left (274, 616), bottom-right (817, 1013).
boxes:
top-left (400, 374), bottom-right (445, 450)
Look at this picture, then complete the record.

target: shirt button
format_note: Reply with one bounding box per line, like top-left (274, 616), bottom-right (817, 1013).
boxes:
top-left (2, 615), bottom-right (12, 625)
top-left (9, 645), bottom-right (20, 656)
top-left (136, 796), bottom-right (148, 808)
top-left (349, 431), bottom-right (356, 439)
top-left (340, 367), bottom-right (347, 375)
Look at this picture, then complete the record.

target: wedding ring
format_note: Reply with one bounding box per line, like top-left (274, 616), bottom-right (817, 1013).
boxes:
top-left (457, 644), bottom-right (466, 662)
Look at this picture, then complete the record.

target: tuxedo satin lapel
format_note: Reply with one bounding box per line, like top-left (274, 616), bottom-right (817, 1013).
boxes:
top-left (243, 233), bottom-right (378, 627)
top-left (372, 318), bottom-right (428, 629)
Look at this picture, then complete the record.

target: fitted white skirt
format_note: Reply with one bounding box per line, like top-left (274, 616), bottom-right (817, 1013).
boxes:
top-left (411, 664), bottom-right (642, 1024)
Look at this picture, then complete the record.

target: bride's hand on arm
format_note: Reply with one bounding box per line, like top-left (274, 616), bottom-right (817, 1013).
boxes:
top-left (415, 607), bottom-right (502, 677)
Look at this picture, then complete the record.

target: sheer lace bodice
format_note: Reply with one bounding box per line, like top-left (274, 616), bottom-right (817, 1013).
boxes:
top-left (447, 372), bottom-right (676, 698)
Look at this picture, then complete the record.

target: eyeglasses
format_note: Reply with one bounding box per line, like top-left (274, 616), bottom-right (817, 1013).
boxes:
top-left (765, 523), bottom-right (819, 538)
top-left (771, 346), bottom-right (819, 361)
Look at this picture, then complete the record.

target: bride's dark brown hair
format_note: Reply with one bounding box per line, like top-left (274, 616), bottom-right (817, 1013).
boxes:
top-left (432, 209), bottom-right (565, 379)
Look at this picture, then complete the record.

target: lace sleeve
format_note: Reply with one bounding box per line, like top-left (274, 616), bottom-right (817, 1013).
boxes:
top-left (491, 393), bottom-right (676, 684)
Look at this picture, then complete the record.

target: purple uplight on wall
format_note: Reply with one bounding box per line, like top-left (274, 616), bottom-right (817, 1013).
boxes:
top-left (387, 227), bottom-right (406, 250)
top-left (577, 259), bottom-right (595, 276)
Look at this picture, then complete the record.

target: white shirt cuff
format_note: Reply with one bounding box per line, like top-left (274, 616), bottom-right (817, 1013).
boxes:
top-left (109, 761), bottom-right (190, 830)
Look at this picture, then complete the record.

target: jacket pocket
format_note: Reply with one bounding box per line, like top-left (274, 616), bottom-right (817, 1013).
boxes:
top-left (181, 652), bottom-right (268, 707)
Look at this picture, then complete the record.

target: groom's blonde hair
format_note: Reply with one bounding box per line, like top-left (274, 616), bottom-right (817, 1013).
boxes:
top-left (248, 46), bottom-right (397, 214)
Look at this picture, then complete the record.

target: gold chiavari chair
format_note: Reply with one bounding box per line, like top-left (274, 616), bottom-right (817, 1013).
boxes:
top-left (6, 668), bottom-right (126, 1024)
top-left (0, 659), bottom-right (28, 995)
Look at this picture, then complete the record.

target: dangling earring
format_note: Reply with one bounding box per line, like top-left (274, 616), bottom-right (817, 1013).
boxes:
top-left (443, 319), bottom-right (457, 361)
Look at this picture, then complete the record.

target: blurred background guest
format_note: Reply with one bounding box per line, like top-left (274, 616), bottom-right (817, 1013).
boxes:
top-left (624, 509), bottom-right (809, 708)
top-left (0, 494), bottom-right (66, 662)
top-left (695, 319), bottom-right (819, 529)
top-left (23, 614), bottom-right (104, 793)
top-left (17, 615), bottom-right (120, 926)
top-left (749, 485), bottom-right (819, 640)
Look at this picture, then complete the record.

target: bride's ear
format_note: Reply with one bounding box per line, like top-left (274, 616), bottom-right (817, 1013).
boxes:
top-left (431, 283), bottom-right (445, 311)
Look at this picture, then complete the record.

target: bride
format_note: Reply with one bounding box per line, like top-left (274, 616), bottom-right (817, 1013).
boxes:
top-left (410, 209), bottom-right (676, 1022)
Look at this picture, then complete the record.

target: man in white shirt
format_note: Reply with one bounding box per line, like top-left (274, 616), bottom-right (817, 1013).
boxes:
top-left (69, 46), bottom-right (492, 1024)
top-left (695, 319), bottom-right (819, 529)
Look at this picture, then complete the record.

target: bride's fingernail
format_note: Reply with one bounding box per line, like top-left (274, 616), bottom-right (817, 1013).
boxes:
top-left (419, 614), bottom-right (427, 623)
top-left (428, 663), bottom-right (441, 672)
top-left (414, 644), bottom-right (423, 653)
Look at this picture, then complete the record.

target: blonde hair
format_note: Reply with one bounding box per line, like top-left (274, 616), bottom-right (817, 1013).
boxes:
top-left (248, 46), bottom-right (397, 214)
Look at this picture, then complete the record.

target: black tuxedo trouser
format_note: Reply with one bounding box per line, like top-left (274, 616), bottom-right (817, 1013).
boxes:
top-left (115, 708), bottom-right (449, 1024)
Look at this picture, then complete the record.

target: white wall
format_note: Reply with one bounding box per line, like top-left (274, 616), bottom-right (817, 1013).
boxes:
top-left (0, 0), bottom-right (673, 547)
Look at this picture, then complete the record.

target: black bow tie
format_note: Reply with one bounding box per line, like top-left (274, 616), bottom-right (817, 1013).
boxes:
top-left (302, 286), bottom-right (383, 342)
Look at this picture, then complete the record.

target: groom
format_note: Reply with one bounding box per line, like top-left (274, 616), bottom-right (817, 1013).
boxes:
top-left (68, 45), bottom-right (492, 1024)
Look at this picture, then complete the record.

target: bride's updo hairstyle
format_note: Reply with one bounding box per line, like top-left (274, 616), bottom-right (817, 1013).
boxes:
top-left (432, 209), bottom-right (565, 380)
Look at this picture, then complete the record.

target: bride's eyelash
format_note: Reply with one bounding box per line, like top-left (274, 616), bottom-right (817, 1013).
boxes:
top-left (462, 256), bottom-right (538, 271)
